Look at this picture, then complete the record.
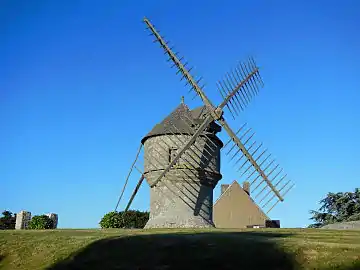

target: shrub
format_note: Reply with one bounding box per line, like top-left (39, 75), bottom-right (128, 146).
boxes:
top-left (100, 210), bottom-right (149, 229)
top-left (28, 215), bottom-right (54, 229)
top-left (99, 212), bottom-right (123, 228)
top-left (0, 211), bottom-right (16, 230)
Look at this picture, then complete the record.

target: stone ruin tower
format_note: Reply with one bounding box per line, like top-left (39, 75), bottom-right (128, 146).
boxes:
top-left (46, 213), bottom-right (59, 229)
top-left (141, 102), bottom-right (223, 228)
top-left (15, 210), bottom-right (31, 230)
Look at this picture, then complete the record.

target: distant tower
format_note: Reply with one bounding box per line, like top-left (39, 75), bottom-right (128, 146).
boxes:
top-left (15, 210), bottom-right (31, 230)
top-left (46, 213), bottom-right (58, 229)
top-left (142, 102), bottom-right (223, 228)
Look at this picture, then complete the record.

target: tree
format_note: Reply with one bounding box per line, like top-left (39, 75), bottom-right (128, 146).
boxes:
top-left (28, 215), bottom-right (54, 230)
top-left (0, 211), bottom-right (16, 230)
top-left (309, 188), bottom-right (360, 228)
top-left (100, 210), bottom-right (149, 229)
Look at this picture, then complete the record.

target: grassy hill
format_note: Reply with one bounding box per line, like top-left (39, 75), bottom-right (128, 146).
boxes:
top-left (1, 228), bottom-right (360, 270)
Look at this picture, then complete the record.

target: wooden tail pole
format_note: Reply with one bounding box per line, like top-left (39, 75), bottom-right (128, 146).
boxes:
top-left (124, 175), bottom-right (145, 212)
top-left (114, 144), bottom-right (143, 211)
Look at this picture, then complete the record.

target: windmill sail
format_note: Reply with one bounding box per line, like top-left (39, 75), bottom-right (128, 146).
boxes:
top-left (144, 17), bottom-right (214, 107)
top-left (216, 57), bottom-right (263, 116)
top-left (118, 17), bottom-right (294, 220)
top-left (222, 121), bottom-right (295, 214)
top-left (212, 58), bottom-right (294, 213)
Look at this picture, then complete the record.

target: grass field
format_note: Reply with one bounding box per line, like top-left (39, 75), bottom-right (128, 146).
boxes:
top-left (1, 228), bottom-right (360, 270)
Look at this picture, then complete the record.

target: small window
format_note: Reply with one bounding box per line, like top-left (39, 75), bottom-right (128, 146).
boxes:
top-left (169, 148), bottom-right (178, 164)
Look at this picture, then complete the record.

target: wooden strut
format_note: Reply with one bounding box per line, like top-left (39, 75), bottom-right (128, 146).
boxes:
top-left (114, 143), bottom-right (143, 211)
top-left (124, 174), bottom-right (145, 212)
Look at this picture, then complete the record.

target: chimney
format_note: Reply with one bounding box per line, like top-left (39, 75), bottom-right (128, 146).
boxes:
top-left (221, 184), bottom-right (230, 195)
top-left (243, 181), bottom-right (250, 195)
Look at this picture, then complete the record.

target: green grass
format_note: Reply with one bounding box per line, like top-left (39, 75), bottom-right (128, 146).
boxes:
top-left (1, 228), bottom-right (360, 270)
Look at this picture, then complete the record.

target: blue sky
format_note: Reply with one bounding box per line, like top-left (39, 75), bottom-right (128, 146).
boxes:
top-left (1, 1), bottom-right (359, 228)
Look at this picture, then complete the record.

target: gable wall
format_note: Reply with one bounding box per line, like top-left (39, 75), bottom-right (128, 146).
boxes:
top-left (213, 182), bottom-right (268, 228)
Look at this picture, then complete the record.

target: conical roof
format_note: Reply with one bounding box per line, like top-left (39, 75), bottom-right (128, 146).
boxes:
top-left (141, 103), bottom-right (222, 145)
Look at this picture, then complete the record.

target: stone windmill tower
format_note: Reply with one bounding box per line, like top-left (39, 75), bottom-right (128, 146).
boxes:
top-left (141, 101), bottom-right (223, 228)
top-left (114, 18), bottom-right (295, 228)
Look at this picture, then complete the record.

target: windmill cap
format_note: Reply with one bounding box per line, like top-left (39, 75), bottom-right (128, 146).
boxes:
top-left (141, 103), bottom-right (223, 146)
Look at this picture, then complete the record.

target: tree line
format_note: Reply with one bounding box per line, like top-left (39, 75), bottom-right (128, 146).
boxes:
top-left (0, 211), bottom-right (55, 230)
top-left (2, 187), bottom-right (359, 229)
top-left (0, 210), bottom-right (149, 230)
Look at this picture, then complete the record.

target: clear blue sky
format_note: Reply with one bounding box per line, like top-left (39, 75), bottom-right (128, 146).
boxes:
top-left (1, 1), bottom-right (359, 229)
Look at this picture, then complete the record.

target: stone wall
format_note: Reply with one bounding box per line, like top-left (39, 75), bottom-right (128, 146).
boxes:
top-left (46, 213), bottom-right (58, 229)
top-left (15, 210), bottom-right (31, 230)
top-left (143, 134), bottom-right (222, 228)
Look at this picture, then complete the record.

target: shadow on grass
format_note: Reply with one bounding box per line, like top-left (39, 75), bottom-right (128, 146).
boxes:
top-left (344, 261), bottom-right (360, 270)
top-left (47, 231), bottom-right (301, 270)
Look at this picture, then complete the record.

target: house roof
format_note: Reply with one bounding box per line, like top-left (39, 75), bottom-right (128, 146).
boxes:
top-left (141, 103), bottom-right (222, 145)
top-left (214, 180), bottom-right (269, 220)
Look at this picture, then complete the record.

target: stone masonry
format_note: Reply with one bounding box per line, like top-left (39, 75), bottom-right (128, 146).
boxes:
top-left (15, 210), bottom-right (32, 230)
top-left (46, 213), bottom-right (58, 229)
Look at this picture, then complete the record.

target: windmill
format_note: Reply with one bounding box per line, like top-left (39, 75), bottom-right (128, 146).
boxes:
top-left (115, 17), bottom-right (294, 228)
